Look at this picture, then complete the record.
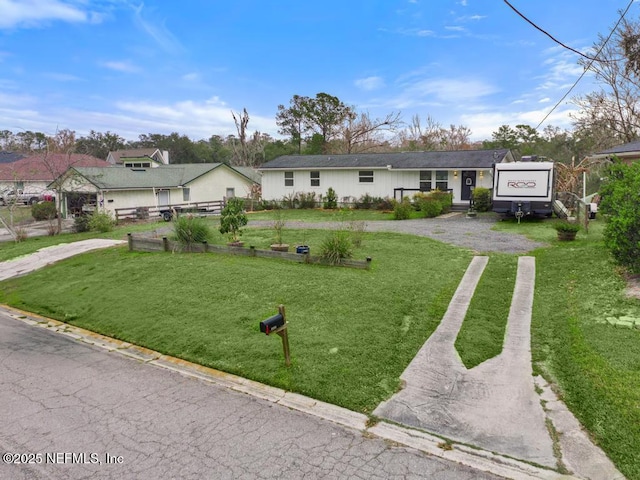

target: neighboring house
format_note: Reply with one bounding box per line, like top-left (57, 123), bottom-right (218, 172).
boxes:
top-left (0, 153), bottom-right (108, 195)
top-left (106, 148), bottom-right (169, 167)
top-left (259, 149), bottom-right (515, 205)
top-left (54, 163), bottom-right (259, 218)
top-left (586, 140), bottom-right (640, 164)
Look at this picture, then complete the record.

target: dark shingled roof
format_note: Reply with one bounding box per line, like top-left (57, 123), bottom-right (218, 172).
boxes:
top-left (597, 140), bottom-right (640, 155)
top-left (259, 149), bottom-right (511, 170)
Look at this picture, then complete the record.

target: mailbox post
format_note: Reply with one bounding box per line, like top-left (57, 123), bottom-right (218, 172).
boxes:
top-left (259, 305), bottom-right (291, 367)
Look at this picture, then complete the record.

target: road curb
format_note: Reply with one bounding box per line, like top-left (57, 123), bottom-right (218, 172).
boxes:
top-left (1, 304), bottom-right (581, 480)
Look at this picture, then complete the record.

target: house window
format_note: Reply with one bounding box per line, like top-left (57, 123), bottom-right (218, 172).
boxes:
top-left (16, 181), bottom-right (24, 190)
top-left (124, 162), bottom-right (151, 168)
top-left (182, 187), bottom-right (190, 202)
top-left (284, 171), bottom-right (294, 187)
top-left (359, 170), bottom-right (374, 183)
top-left (226, 188), bottom-right (235, 199)
top-left (419, 171), bottom-right (432, 191)
top-left (435, 170), bottom-right (448, 191)
top-left (310, 171), bottom-right (320, 187)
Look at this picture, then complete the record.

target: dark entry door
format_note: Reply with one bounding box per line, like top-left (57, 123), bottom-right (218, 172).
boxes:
top-left (461, 171), bottom-right (477, 201)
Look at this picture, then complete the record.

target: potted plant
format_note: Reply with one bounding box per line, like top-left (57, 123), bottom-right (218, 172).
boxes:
top-left (270, 207), bottom-right (289, 252)
top-left (553, 220), bottom-right (580, 241)
top-left (219, 197), bottom-right (248, 246)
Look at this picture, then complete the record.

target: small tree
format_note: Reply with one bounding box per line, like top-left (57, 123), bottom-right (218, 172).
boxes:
top-left (219, 197), bottom-right (248, 243)
top-left (323, 187), bottom-right (338, 209)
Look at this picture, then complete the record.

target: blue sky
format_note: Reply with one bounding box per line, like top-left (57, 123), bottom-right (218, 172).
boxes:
top-left (0, 0), bottom-right (635, 143)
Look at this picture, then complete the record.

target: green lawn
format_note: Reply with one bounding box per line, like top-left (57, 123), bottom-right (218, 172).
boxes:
top-left (0, 229), bottom-right (472, 414)
top-left (1, 212), bottom-right (639, 478)
top-left (247, 208), bottom-right (394, 222)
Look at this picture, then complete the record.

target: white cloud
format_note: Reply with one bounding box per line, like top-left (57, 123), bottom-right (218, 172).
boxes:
top-left (100, 61), bottom-right (140, 73)
top-left (44, 72), bottom-right (83, 82)
top-left (0, 0), bottom-right (90, 29)
top-left (131, 3), bottom-right (184, 54)
top-left (539, 97), bottom-right (551, 103)
top-left (355, 76), bottom-right (385, 91)
top-left (182, 73), bottom-right (200, 82)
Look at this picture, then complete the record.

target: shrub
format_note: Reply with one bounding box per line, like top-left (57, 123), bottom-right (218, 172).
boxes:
top-left (375, 197), bottom-right (394, 211)
top-left (600, 161), bottom-right (640, 273)
top-left (282, 192), bottom-right (299, 209)
top-left (219, 197), bottom-right (248, 242)
top-left (355, 193), bottom-right (374, 210)
top-left (31, 201), bottom-right (57, 221)
top-left (472, 187), bottom-right (492, 212)
top-left (393, 198), bottom-right (413, 220)
top-left (324, 187), bottom-right (338, 209)
top-left (419, 198), bottom-right (443, 218)
top-left (320, 230), bottom-right (353, 265)
top-left (88, 211), bottom-right (115, 232)
top-left (14, 227), bottom-right (27, 242)
top-left (429, 190), bottom-right (453, 213)
top-left (298, 192), bottom-right (317, 209)
top-left (175, 215), bottom-right (211, 247)
top-left (73, 215), bottom-right (91, 233)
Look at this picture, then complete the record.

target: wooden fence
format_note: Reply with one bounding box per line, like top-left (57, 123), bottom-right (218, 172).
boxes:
top-left (126, 234), bottom-right (372, 270)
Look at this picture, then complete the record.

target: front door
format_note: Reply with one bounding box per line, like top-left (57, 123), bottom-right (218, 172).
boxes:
top-left (461, 171), bottom-right (477, 201)
top-left (158, 190), bottom-right (170, 206)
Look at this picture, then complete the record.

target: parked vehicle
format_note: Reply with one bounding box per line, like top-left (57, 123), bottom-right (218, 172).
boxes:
top-left (0, 189), bottom-right (49, 206)
top-left (492, 158), bottom-right (555, 218)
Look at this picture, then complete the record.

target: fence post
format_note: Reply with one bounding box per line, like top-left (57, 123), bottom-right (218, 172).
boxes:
top-left (162, 237), bottom-right (169, 252)
top-left (127, 233), bottom-right (133, 251)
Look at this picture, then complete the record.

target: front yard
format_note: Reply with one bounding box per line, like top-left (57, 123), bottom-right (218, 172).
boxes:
top-left (0, 212), bottom-right (638, 478)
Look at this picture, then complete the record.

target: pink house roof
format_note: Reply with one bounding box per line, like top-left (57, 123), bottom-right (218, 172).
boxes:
top-left (0, 153), bottom-right (109, 182)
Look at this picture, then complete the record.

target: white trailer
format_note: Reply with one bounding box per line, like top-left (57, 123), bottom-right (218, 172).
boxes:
top-left (492, 161), bottom-right (555, 218)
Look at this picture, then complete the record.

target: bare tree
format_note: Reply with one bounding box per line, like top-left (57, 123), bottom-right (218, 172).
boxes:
top-left (333, 111), bottom-right (402, 154)
top-left (571, 17), bottom-right (640, 148)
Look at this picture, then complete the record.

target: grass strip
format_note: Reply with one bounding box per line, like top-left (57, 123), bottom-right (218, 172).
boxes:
top-left (455, 254), bottom-right (517, 368)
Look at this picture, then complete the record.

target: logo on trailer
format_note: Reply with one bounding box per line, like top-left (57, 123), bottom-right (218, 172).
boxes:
top-left (507, 180), bottom-right (537, 188)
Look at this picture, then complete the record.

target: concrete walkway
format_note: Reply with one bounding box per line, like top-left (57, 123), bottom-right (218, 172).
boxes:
top-left (374, 256), bottom-right (624, 478)
top-left (0, 239), bottom-right (126, 281)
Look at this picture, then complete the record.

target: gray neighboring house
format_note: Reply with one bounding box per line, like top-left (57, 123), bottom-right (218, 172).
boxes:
top-left (55, 163), bottom-right (259, 218)
top-left (586, 139), bottom-right (640, 164)
top-left (259, 149), bottom-right (515, 205)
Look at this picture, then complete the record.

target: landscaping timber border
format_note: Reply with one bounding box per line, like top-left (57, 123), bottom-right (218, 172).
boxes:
top-left (127, 234), bottom-right (371, 270)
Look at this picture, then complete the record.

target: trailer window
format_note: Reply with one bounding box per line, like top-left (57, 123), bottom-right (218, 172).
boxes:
top-left (310, 171), bottom-right (320, 187)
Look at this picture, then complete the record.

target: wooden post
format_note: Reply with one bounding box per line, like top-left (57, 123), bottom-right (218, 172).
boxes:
top-left (162, 236), bottom-right (169, 252)
top-left (127, 233), bottom-right (133, 251)
top-left (275, 304), bottom-right (291, 367)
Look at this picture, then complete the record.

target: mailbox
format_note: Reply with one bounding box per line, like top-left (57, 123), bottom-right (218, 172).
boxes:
top-left (260, 313), bottom-right (285, 335)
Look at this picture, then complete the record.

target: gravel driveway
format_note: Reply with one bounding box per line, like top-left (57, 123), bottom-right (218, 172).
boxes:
top-left (249, 213), bottom-right (547, 254)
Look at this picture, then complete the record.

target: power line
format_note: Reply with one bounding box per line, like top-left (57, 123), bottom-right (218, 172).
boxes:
top-left (504, 0), bottom-right (603, 61)
top-left (534, 0), bottom-right (635, 130)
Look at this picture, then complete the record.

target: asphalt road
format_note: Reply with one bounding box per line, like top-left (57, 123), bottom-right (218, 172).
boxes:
top-left (0, 313), bottom-right (502, 480)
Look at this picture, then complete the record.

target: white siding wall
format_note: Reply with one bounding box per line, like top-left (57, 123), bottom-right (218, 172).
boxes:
top-left (261, 169), bottom-right (494, 204)
top-left (187, 166), bottom-right (255, 202)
